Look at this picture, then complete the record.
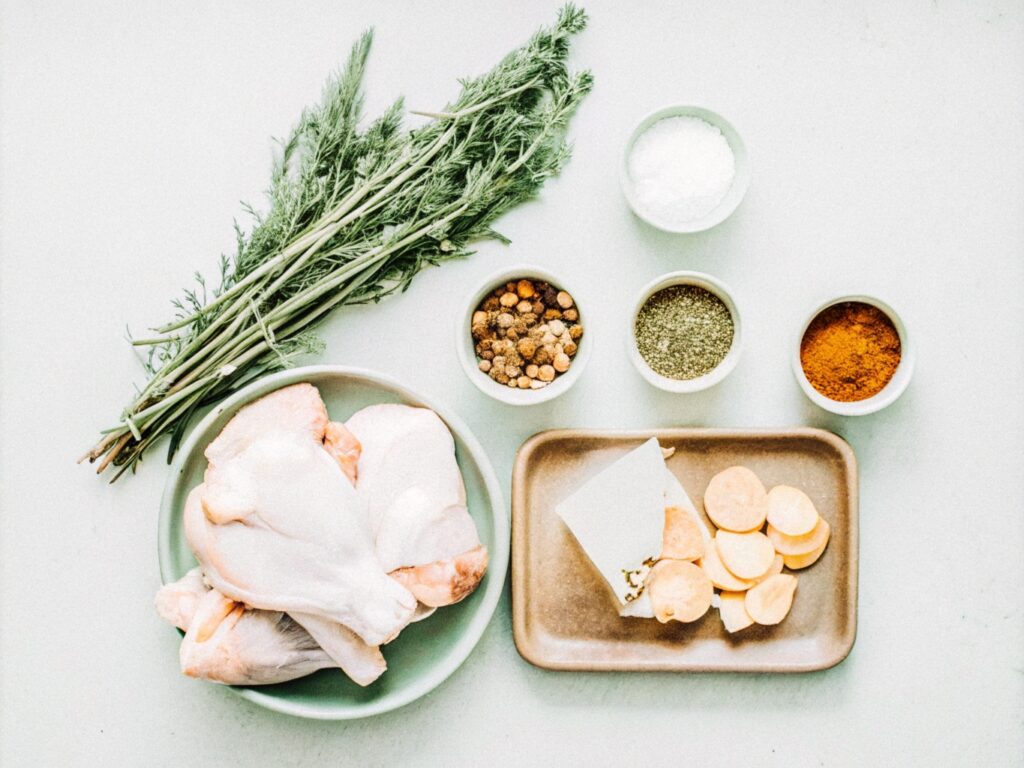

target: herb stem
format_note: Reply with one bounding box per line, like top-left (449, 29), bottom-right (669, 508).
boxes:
top-left (411, 77), bottom-right (542, 120)
top-left (88, 5), bottom-right (592, 478)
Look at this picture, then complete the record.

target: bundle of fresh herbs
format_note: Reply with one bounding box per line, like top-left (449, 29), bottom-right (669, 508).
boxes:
top-left (82, 5), bottom-right (591, 480)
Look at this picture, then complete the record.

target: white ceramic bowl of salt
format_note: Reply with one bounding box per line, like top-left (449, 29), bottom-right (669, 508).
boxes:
top-left (621, 105), bottom-right (750, 234)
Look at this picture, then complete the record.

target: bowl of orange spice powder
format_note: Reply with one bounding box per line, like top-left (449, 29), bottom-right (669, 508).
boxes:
top-left (793, 295), bottom-right (914, 416)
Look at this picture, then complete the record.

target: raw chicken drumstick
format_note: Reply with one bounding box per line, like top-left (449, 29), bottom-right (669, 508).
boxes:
top-left (344, 404), bottom-right (489, 606)
top-left (156, 568), bottom-right (349, 686)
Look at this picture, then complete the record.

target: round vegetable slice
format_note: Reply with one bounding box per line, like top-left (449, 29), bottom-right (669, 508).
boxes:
top-left (699, 536), bottom-right (755, 591)
top-left (703, 466), bottom-right (768, 532)
top-left (767, 518), bottom-right (831, 556)
top-left (715, 530), bottom-right (776, 580)
top-left (718, 590), bottom-right (754, 633)
top-left (753, 553), bottom-right (784, 584)
top-left (745, 573), bottom-right (798, 625)
top-left (646, 560), bottom-right (713, 623)
top-left (766, 485), bottom-right (819, 537)
top-left (782, 535), bottom-right (829, 570)
top-left (661, 506), bottom-right (705, 561)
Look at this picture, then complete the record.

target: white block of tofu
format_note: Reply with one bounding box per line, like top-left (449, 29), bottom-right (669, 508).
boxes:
top-left (557, 438), bottom-right (666, 607)
top-left (619, 591), bottom-right (654, 618)
top-left (663, 468), bottom-right (711, 544)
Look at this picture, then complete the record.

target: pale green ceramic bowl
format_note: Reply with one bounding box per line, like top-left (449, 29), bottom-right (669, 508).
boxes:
top-left (157, 365), bottom-right (507, 720)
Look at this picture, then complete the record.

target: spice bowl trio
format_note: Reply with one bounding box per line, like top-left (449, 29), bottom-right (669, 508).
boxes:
top-left (459, 264), bottom-right (911, 413)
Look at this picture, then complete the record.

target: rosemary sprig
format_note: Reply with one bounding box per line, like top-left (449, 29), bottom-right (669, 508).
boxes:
top-left (82, 5), bottom-right (592, 480)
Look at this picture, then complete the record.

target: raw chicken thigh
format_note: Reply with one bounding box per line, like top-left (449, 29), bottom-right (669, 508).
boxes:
top-left (186, 384), bottom-right (417, 646)
top-left (181, 485), bottom-right (388, 684)
top-left (156, 568), bottom-right (339, 686)
top-left (345, 404), bottom-right (488, 606)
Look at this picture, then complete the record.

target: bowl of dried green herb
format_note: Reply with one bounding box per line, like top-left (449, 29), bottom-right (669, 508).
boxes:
top-left (628, 271), bottom-right (742, 393)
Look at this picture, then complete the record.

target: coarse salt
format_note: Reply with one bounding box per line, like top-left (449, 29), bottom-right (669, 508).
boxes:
top-left (628, 115), bottom-right (736, 225)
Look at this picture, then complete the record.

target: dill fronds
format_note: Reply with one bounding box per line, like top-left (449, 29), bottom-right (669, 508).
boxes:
top-left (83, 5), bottom-right (591, 480)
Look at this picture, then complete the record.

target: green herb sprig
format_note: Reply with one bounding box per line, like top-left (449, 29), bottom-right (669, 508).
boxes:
top-left (82, 5), bottom-right (591, 480)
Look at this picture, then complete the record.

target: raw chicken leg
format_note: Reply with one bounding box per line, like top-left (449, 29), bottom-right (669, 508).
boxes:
top-left (390, 545), bottom-right (489, 607)
top-left (345, 404), bottom-right (488, 606)
top-left (344, 405), bottom-right (468, 537)
top-left (187, 384), bottom-right (417, 647)
top-left (324, 421), bottom-right (361, 485)
top-left (156, 569), bottom-right (360, 686)
top-left (155, 567), bottom-right (207, 629)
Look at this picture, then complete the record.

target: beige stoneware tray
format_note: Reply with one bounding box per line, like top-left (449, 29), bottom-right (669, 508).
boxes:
top-left (512, 428), bottom-right (858, 673)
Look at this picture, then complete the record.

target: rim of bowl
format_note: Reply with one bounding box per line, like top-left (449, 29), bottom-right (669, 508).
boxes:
top-left (457, 264), bottom-right (591, 406)
top-left (157, 364), bottom-right (509, 720)
top-left (620, 104), bottom-right (751, 234)
top-left (791, 295), bottom-right (914, 416)
top-left (628, 270), bottom-right (743, 393)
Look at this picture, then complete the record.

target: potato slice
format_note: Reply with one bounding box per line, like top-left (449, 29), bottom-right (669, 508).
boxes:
top-left (703, 466), bottom-right (768, 532)
top-left (766, 485), bottom-right (819, 537)
top-left (753, 553), bottom-right (784, 584)
top-left (715, 530), bottom-right (776, 580)
top-left (646, 560), bottom-right (713, 623)
top-left (782, 535), bottom-right (829, 569)
top-left (700, 536), bottom-right (755, 591)
top-left (745, 573), bottom-right (798, 625)
top-left (661, 506), bottom-right (705, 561)
top-left (718, 591), bottom-right (755, 633)
top-left (767, 518), bottom-right (831, 556)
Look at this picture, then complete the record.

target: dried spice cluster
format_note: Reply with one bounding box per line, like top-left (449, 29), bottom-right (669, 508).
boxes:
top-left (472, 279), bottom-right (583, 389)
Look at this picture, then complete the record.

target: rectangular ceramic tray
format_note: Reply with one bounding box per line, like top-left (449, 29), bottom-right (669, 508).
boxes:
top-left (512, 428), bottom-right (858, 673)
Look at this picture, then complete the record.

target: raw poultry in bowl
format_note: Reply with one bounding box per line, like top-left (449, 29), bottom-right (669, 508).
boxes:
top-left (157, 378), bottom-right (491, 694)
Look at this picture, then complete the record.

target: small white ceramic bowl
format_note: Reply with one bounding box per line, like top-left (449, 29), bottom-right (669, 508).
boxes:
top-left (792, 295), bottom-right (914, 416)
top-left (628, 270), bottom-right (743, 393)
top-left (621, 104), bottom-right (750, 234)
top-left (457, 264), bottom-right (591, 405)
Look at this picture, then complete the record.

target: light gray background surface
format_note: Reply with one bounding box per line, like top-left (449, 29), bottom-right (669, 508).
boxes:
top-left (2, 1), bottom-right (1022, 765)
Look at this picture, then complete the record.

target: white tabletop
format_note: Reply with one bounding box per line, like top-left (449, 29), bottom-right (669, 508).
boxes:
top-left (2, 1), bottom-right (1022, 764)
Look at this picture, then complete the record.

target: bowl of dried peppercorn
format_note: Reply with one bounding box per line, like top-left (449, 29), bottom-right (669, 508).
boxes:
top-left (458, 265), bottom-right (591, 405)
top-left (793, 295), bottom-right (913, 416)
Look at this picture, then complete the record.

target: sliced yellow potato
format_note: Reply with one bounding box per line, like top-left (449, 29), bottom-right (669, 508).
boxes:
top-left (766, 485), bottom-right (819, 537)
top-left (715, 530), bottom-right (776, 580)
top-left (661, 506), bottom-right (705, 561)
top-left (646, 560), bottom-right (713, 623)
top-left (753, 553), bottom-right (784, 584)
top-left (745, 573), bottom-right (798, 625)
top-left (703, 466), bottom-right (768, 533)
top-left (782, 534), bottom-right (829, 569)
top-left (718, 590), bottom-right (755, 633)
top-left (767, 518), bottom-right (831, 556)
top-left (699, 536), bottom-right (756, 591)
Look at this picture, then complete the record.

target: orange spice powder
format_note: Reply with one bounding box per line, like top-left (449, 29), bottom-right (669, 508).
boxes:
top-left (800, 302), bottom-right (902, 402)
